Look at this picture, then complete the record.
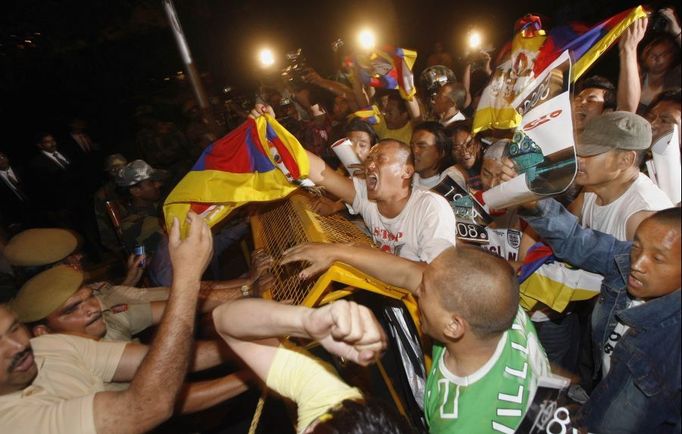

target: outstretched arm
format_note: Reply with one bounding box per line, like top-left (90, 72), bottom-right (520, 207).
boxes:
top-left (212, 298), bottom-right (387, 381)
top-left (617, 17), bottom-right (647, 112)
top-left (304, 68), bottom-right (360, 112)
top-left (250, 104), bottom-right (356, 203)
top-left (281, 243), bottom-right (424, 293)
top-left (519, 199), bottom-right (631, 276)
top-left (93, 212), bottom-right (212, 434)
top-left (175, 370), bottom-right (252, 414)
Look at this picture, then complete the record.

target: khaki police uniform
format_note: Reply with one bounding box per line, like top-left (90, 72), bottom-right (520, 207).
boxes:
top-left (93, 282), bottom-right (169, 342)
top-left (0, 334), bottom-right (126, 433)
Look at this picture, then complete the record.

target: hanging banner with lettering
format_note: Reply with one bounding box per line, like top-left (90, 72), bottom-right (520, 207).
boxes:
top-left (483, 50), bottom-right (577, 210)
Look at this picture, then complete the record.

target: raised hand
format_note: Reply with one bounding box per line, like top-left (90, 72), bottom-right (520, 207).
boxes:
top-left (169, 212), bottom-right (213, 285)
top-left (619, 17), bottom-right (648, 52)
top-left (248, 103), bottom-right (276, 119)
top-left (302, 300), bottom-right (387, 366)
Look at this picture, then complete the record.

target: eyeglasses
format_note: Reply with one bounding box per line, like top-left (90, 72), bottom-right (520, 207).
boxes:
top-left (452, 138), bottom-right (478, 153)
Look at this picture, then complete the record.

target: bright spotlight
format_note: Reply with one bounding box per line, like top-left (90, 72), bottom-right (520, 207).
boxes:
top-left (358, 29), bottom-right (376, 50)
top-left (258, 48), bottom-right (275, 68)
top-left (468, 31), bottom-right (482, 49)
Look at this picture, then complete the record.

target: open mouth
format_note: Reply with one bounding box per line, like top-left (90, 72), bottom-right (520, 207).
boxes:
top-left (366, 174), bottom-right (378, 191)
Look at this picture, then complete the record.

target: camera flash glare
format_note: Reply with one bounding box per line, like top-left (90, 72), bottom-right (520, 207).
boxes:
top-left (358, 29), bottom-right (376, 50)
top-left (258, 48), bottom-right (275, 67)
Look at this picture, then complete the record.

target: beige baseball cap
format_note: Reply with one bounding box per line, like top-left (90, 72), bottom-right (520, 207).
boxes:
top-left (577, 111), bottom-right (652, 157)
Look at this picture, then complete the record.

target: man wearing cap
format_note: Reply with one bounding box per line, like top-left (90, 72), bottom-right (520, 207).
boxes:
top-left (3, 227), bottom-right (164, 303)
top-left (0, 212), bottom-right (251, 433)
top-left (571, 111), bottom-right (672, 241)
top-left (11, 254), bottom-right (268, 343)
top-left (93, 154), bottom-right (129, 253)
top-left (115, 159), bottom-right (167, 255)
top-left (13, 265), bottom-right (165, 343)
top-left (6, 227), bottom-right (272, 342)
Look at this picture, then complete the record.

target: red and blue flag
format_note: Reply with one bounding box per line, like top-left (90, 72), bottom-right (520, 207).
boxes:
top-left (164, 114), bottom-right (310, 233)
top-left (534, 5), bottom-right (648, 81)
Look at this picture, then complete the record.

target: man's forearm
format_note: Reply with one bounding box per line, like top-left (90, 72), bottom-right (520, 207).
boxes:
top-left (519, 199), bottom-right (628, 275)
top-left (617, 47), bottom-right (640, 112)
top-left (128, 278), bottom-right (200, 403)
top-left (306, 151), bottom-right (355, 203)
top-left (332, 245), bottom-right (424, 293)
top-left (213, 298), bottom-right (310, 341)
top-left (176, 372), bottom-right (251, 414)
top-left (198, 279), bottom-right (250, 312)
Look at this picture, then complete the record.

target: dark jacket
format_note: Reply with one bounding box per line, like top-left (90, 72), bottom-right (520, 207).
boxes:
top-left (521, 199), bottom-right (681, 434)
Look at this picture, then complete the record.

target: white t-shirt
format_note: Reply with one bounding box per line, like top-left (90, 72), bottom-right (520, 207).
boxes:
top-left (440, 111), bottom-right (466, 127)
top-left (413, 166), bottom-right (466, 191)
top-left (352, 177), bottom-right (456, 262)
top-left (482, 207), bottom-right (523, 262)
top-left (602, 298), bottom-right (645, 375)
top-left (582, 173), bottom-right (673, 241)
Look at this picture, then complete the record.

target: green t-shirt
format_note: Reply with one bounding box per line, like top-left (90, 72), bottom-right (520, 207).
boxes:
top-left (425, 308), bottom-right (549, 434)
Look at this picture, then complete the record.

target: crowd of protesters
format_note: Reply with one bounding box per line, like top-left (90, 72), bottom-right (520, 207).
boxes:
top-left (0, 6), bottom-right (681, 434)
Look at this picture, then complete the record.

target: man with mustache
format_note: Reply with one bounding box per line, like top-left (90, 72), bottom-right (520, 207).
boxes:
top-left (517, 200), bottom-right (681, 433)
top-left (0, 212), bottom-right (240, 433)
top-left (4, 227), bottom-right (271, 342)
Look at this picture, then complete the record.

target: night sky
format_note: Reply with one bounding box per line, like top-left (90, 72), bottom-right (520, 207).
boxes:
top-left (0, 0), bottom-right (649, 160)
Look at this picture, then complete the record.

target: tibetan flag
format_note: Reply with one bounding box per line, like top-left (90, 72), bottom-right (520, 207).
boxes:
top-left (354, 46), bottom-right (418, 100)
top-left (472, 14), bottom-right (547, 134)
top-left (472, 6), bottom-right (647, 134)
top-left (534, 5), bottom-right (648, 81)
top-left (163, 114), bottom-right (310, 233)
top-left (350, 105), bottom-right (381, 125)
top-left (518, 243), bottom-right (602, 313)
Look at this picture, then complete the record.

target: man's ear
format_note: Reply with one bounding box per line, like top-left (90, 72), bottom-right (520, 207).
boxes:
top-left (617, 150), bottom-right (637, 169)
top-left (403, 163), bottom-right (415, 179)
top-left (443, 314), bottom-right (466, 340)
top-left (32, 324), bottom-right (51, 337)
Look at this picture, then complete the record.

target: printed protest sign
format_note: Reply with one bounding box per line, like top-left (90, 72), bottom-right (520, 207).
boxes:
top-left (483, 51), bottom-right (577, 210)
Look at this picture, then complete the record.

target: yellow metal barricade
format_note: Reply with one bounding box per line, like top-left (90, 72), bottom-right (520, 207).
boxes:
top-left (249, 190), bottom-right (427, 432)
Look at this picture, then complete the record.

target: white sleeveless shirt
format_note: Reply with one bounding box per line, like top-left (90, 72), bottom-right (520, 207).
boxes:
top-left (581, 172), bottom-right (673, 241)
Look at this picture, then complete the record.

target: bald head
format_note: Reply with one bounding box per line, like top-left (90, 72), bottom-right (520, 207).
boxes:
top-left (376, 139), bottom-right (414, 167)
top-left (429, 246), bottom-right (519, 339)
top-left (648, 206), bottom-right (681, 228)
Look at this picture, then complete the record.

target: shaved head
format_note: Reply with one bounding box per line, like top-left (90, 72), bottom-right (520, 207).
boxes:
top-left (376, 139), bottom-right (414, 167)
top-left (429, 246), bottom-right (519, 339)
top-left (648, 206), bottom-right (681, 228)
